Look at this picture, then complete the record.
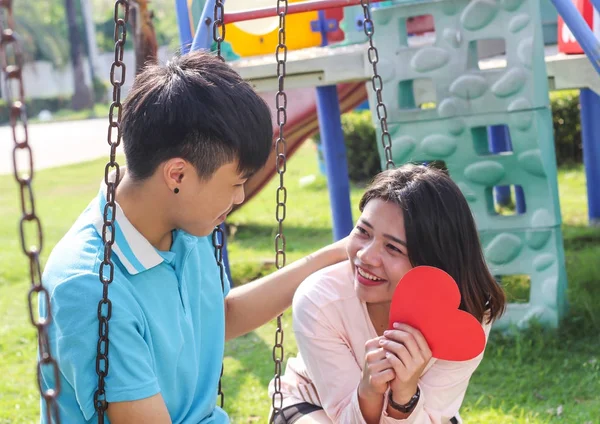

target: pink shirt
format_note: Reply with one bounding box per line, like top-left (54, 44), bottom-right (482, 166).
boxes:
top-left (270, 261), bottom-right (492, 423)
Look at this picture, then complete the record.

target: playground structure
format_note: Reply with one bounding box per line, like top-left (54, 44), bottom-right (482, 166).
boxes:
top-left (177, 0), bottom-right (600, 331)
top-left (4, 0), bottom-right (600, 422)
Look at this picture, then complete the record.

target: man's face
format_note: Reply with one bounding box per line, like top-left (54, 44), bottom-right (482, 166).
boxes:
top-left (175, 160), bottom-right (247, 237)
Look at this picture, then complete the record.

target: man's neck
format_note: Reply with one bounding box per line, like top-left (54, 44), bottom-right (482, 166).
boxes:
top-left (115, 174), bottom-right (174, 252)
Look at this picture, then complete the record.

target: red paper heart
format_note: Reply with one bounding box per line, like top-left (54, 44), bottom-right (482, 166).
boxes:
top-left (388, 266), bottom-right (486, 362)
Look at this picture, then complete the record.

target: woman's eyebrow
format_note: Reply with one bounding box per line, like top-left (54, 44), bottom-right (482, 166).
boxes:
top-left (359, 218), bottom-right (407, 246)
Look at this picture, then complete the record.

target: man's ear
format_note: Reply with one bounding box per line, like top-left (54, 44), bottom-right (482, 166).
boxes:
top-left (163, 158), bottom-right (187, 191)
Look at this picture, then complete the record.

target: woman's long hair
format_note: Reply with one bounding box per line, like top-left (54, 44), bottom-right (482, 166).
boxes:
top-left (359, 164), bottom-right (506, 323)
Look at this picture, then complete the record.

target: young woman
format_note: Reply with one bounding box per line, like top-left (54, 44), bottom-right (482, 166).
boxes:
top-left (270, 164), bottom-right (506, 424)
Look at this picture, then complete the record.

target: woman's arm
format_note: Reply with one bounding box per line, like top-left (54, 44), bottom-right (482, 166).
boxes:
top-left (224, 238), bottom-right (347, 340)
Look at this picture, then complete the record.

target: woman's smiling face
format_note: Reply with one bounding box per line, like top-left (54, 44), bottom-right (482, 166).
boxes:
top-left (346, 198), bottom-right (413, 305)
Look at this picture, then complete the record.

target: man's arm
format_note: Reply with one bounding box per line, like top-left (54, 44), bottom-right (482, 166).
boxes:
top-left (224, 238), bottom-right (347, 340)
top-left (107, 394), bottom-right (172, 424)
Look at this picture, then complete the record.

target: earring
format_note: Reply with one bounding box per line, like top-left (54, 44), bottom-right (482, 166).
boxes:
top-left (174, 187), bottom-right (180, 194)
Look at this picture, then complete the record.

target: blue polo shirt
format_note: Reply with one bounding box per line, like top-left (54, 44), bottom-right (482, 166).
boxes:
top-left (39, 180), bottom-right (230, 423)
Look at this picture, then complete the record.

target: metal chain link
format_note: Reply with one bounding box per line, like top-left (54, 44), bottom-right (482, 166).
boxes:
top-left (211, 0), bottom-right (227, 409)
top-left (271, 0), bottom-right (288, 421)
top-left (212, 226), bottom-right (226, 408)
top-left (1, 1), bottom-right (61, 422)
top-left (213, 0), bottom-right (225, 60)
top-left (94, 1), bottom-right (129, 422)
top-left (359, 0), bottom-right (395, 169)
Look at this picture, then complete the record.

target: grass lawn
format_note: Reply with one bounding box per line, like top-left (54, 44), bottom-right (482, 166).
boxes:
top-left (1, 142), bottom-right (599, 423)
top-left (1, 103), bottom-right (110, 127)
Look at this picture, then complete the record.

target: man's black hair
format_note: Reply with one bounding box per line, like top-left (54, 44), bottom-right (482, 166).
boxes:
top-left (121, 51), bottom-right (273, 181)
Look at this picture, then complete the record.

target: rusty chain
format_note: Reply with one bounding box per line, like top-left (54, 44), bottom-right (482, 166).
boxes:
top-left (94, 1), bottom-right (129, 422)
top-left (213, 0), bottom-right (225, 60)
top-left (212, 227), bottom-right (226, 408)
top-left (359, 0), bottom-right (395, 169)
top-left (1, 1), bottom-right (62, 422)
top-left (271, 0), bottom-right (288, 421)
top-left (211, 0), bottom-right (227, 409)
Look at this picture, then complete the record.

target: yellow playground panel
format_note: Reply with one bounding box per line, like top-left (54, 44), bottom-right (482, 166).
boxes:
top-left (189, 0), bottom-right (323, 57)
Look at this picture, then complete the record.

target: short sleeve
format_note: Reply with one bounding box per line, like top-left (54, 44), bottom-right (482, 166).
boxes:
top-left (198, 234), bottom-right (230, 297)
top-left (43, 273), bottom-right (160, 420)
top-left (222, 264), bottom-right (231, 297)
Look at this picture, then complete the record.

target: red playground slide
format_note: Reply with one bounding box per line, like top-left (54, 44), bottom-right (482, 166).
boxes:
top-left (233, 82), bottom-right (368, 213)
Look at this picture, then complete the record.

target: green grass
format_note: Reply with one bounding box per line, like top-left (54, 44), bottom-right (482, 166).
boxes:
top-left (1, 142), bottom-right (599, 423)
top-left (19, 103), bottom-right (111, 126)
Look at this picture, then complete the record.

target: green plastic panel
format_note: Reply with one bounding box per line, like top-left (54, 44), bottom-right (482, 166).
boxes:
top-left (367, 0), bottom-right (550, 122)
top-left (376, 107), bottom-right (563, 231)
top-left (480, 225), bottom-right (568, 329)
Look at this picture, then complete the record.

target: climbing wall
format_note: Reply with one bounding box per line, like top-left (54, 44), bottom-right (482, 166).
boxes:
top-left (368, 0), bottom-right (568, 329)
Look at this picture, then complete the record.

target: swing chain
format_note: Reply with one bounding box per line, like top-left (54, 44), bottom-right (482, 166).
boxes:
top-left (1, 1), bottom-right (62, 422)
top-left (213, 0), bottom-right (225, 60)
top-left (274, 0), bottom-right (288, 270)
top-left (359, 0), bottom-right (394, 169)
top-left (209, 0), bottom-right (228, 409)
top-left (94, 1), bottom-right (129, 422)
top-left (271, 0), bottom-right (288, 421)
top-left (212, 226), bottom-right (225, 408)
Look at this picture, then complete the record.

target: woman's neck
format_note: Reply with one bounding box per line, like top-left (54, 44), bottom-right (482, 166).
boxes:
top-left (367, 302), bottom-right (391, 337)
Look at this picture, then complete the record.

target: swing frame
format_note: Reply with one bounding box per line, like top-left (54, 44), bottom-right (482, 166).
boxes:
top-left (4, 0), bottom-right (395, 421)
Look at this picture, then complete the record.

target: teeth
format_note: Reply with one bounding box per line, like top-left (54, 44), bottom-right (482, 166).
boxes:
top-left (357, 267), bottom-right (382, 281)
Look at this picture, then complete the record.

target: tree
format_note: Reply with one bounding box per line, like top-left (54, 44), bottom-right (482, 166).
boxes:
top-left (94, 0), bottom-right (179, 55)
top-left (65, 0), bottom-right (93, 110)
top-left (131, 0), bottom-right (158, 74)
top-left (14, 0), bottom-right (69, 66)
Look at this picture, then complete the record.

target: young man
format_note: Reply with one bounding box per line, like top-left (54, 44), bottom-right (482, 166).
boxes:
top-left (39, 51), bottom-right (347, 423)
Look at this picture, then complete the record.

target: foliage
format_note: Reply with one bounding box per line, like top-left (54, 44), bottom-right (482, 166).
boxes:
top-left (312, 110), bottom-right (381, 183)
top-left (8, 0), bottom-right (179, 67)
top-left (13, 0), bottom-right (71, 66)
top-left (550, 90), bottom-right (582, 166)
top-left (0, 96), bottom-right (71, 122)
top-left (94, 0), bottom-right (180, 53)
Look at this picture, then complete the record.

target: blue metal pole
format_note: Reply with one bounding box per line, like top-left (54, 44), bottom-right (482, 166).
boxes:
top-left (488, 125), bottom-right (512, 206)
top-left (314, 11), bottom-right (354, 240)
top-left (316, 86), bottom-right (354, 240)
top-left (579, 88), bottom-right (600, 226)
top-left (487, 125), bottom-right (526, 213)
top-left (317, 10), bottom-right (329, 46)
top-left (514, 186), bottom-right (526, 214)
top-left (175, 0), bottom-right (194, 54)
top-left (192, 0), bottom-right (219, 52)
top-left (589, 0), bottom-right (600, 17)
top-left (550, 0), bottom-right (600, 75)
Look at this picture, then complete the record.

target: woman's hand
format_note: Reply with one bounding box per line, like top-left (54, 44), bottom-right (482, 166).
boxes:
top-left (380, 323), bottom-right (432, 404)
top-left (326, 235), bottom-right (350, 264)
top-left (358, 337), bottom-right (396, 400)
